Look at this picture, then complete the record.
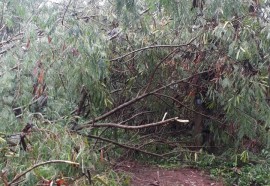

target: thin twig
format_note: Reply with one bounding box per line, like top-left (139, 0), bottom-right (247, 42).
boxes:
top-left (0, 0), bottom-right (5, 27)
top-left (110, 36), bottom-right (198, 62)
top-left (8, 160), bottom-right (79, 185)
top-left (58, 73), bottom-right (67, 91)
top-left (0, 33), bottom-right (24, 47)
top-left (82, 134), bottom-right (163, 158)
top-left (119, 111), bottom-right (153, 124)
top-left (61, 0), bottom-right (72, 25)
top-left (153, 93), bottom-right (223, 124)
top-left (143, 47), bottom-right (178, 93)
top-left (0, 44), bottom-right (16, 55)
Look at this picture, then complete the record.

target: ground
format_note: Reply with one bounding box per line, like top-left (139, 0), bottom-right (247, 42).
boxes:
top-left (115, 161), bottom-right (224, 186)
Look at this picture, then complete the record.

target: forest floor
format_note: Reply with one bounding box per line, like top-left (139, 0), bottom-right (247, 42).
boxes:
top-left (115, 161), bottom-right (224, 186)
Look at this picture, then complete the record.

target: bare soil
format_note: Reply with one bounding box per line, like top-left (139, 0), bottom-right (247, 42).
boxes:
top-left (115, 161), bottom-right (224, 186)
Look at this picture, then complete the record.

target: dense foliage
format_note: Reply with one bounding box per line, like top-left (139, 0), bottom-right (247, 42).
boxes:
top-left (0, 0), bottom-right (270, 185)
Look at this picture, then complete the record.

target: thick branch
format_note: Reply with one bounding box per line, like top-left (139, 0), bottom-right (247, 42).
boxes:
top-left (80, 117), bottom-right (188, 130)
top-left (8, 160), bottom-right (79, 185)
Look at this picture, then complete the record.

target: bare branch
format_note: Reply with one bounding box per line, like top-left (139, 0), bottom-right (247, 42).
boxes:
top-left (110, 36), bottom-right (198, 62)
top-left (82, 134), bottom-right (163, 158)
top-left (80, 117), bottom-right (188, 130)
top-left (0, 33), bottom-right (23, 48)
top-left (0, 169), bottom-right (8, 186)
top-left (8, 160), bottom-right (79, 185)
top-left (119, 111), bottom-right (153, 124)
top-left (61, 0), bottom-right (72, 25)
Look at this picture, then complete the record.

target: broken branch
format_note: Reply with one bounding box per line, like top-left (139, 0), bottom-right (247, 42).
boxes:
top-left (8, 160), bottom-right (79, 185)
top-left (80, 117), bottom-right (188, 130)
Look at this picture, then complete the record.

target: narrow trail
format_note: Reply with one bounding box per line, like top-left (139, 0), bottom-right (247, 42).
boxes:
top-left (115, 161), bottom-right (224, 186)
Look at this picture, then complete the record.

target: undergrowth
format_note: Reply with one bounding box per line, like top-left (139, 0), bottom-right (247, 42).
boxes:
top-left (195, 149), bottom-right (270, 186)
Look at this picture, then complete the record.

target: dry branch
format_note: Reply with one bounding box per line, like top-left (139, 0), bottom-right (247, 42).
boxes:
top-left (80, 117), bottom-right (188, 130)
top-left (8, 160), bottom-right (79, 185)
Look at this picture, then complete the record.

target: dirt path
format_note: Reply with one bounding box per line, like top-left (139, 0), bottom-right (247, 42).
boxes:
top-left (115, 161), bottom-right (224, 186)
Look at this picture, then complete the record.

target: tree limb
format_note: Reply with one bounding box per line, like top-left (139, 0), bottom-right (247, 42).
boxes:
top-left (110, 36), bottom-right (198, 61)
top-left (82, 134), bottom-right (163, 158)
top-left (79, 117), bottom-right (188, 130)
top-left (8, 160), bottom-right (79, 185)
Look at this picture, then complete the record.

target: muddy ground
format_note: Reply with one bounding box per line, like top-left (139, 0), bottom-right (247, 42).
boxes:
top-left (115, 161), bottom-right (224, 186)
